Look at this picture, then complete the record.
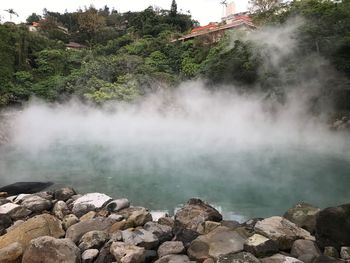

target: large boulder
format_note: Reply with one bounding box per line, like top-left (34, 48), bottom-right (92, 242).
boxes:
top-left (157, 241), bottom-right (185, 258)
top-left (244, 234), bottom-right (279, 257)
top-left (54, 187), bottom-right (76, 201)
top-left (284, 203), bottom-right (320, 233)
top-left (315, 204), bottom-right (350, 249)
top-left (110, 241), bottom-right (146, 263)
top-left (217, 252), bottom-right (260, 263)
top-left (187, 226), bottom-right (247, 261)
top-left (174, 199), bottom-right (222, 232)
top-left (119, 207), bottom-right (153, 227)
top-left (0, 203), bottom-right (31, 220)
top-left (82, 249), bottom-right (99, 263)
top-left (122, 229), bottom-right (159, 250)
top-left (0, 214), bottom-right (64, 250)
top-left (0, 242), bottom-right (23, 263)
top-left (143, 222), bottom-right (173, 243)
top-left (22, 236), bottom-right (81, 263)
top-left (254, 216), bottom-right (314, 250)
top-left (291, 239), bottom-right (321, 262)
top-left (154, 254), bottom-right (191, 263)
top-left (0, 214), bottom-right (12, 233)
top-left (21, 195), bottom-right (52, 213)
top-left (65, 217), bottom-right (114, 243)
top-left (79, 230), bottom-right (109, 251)
top-left (52, 200), bottom-right (70, 220)
top-left (72, 193), bottom-right (112, 217)
top-left (260, 254), bottom-right (303, 263)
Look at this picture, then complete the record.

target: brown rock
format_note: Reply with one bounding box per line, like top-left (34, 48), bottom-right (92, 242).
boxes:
top-left (110, 241), bottom-right (146, 263)
top-left (0, 242), bottom-right (23, 263)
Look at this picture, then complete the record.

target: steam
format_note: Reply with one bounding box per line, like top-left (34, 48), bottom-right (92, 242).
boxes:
top-left (0, 18), bottom-right (349, 219)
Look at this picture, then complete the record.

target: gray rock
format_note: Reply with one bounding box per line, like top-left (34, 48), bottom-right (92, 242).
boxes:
top-left (340, 247), bottom-right (350, 260)
top-left (158, 216), bottom-right (174, 228)
top-left (313, 256), bottom-right (343, 263)
top-left (0, 242), bottom-right (23, 263)
top-left (291, 240), bottom-right (321, 260)
top-left (0, 214), bottom-right (12, 233)
top-left (154, 254), bottom-right (191, 263)
top-left (197, 221), bottom-right (221, 235)
top-left (244, 233), bottom-right (279, 257)
top-left (157, 241), bottom-right (185, 258)
top-left (0, 203), bottom-right (31, 220)
top-left (260, 254), bottom-right (303, 263)
top-left (52, 200), bottom-right (70, 220)
top-left (110, 241), bottom-right (146, 263)
top-left (66, 217), bottom-right (114, 243)
top-left (126, 207), bottom-right (153, 227)
top-left (144, 221), bottom-right (173, 243)
top-left (79, 230), bottom-right (109, 251)
top-left (54, 187), bottom-right (76, 201)
top-left (21, 195), bottom-right (52, 213)
top-left (22, 236), bottom-right (81, 263)
top-left (284, 203), bottom-right (320, 233)
top-left (72, 193), bottom-right (112, 217)
top-left (173, 228), bottom-right (200, 248)
top-left (82, 249), bottom-right (99, 263)
top-left (0, 199), bottom-right (10, 206)
top-left (5, 219), bottom-right (24, 233)
top-left (174, 198), bottom-right (222, 232)
top-left (324, 247), bottom-right (339, 258)
top-left (109, 214), bottom-right (124, 221)
top-left (187, 226), bottom-right (247, 261)
top-left (106, 198), bottom-right (130, 212)
top-left (94, 242), bottom-right (115, 263)
top-left (217, 252), bottom-right (260, 263)
top-left (122, 229), bottom-right (159, 250)
top-left (63, 214), bottom-right (80, 230)
top-left (255, 216), bottom-right (315, 250)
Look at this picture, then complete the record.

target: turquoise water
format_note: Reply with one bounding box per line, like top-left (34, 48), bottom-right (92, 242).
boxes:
top-left (1, 140), bottom-right (350, 221)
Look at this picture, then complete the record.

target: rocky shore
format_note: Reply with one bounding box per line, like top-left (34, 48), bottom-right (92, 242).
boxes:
top-left (0, 186), bottom-right (349, 263)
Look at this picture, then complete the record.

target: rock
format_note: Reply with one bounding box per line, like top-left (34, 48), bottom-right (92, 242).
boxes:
top-left (291, 240), bottom-right (321, 260)
top-left (145, 250), bottom-right (158, 263)
top-left (82, 249), bottom-right (99, 263)
top-left (340, 247), bottom-right (350, 260)
top-left (217, 252), bottom-right (260, 263)
top-left (34, 191), bottom-right (53, 200)
top-left (79, 230), bottom-right (109, 251)
top-left (52, 200), bottom-right (70, 220)
top-left (254, 216), bottom-right (315, 250)
top-left (260, 254), bottom-right (303, 263)
top-left (80, 211), bottom-right (96, 221)
top-left (144, 221), bottom-right (173, 243)
top-left (109, 214), bottom-right (124, 221)
top-left (0, 214), bottom-right (64, 250)
top-left (65, 217), bottom-right (114, 243)
top-left (0, 198), bottom-right (10, 206)
top-left (63, 214), bottom-right (80, 230)
top-left (157, 241), bottom-right (185, 258)
top-left (0, 203), bottom-right (31, 220)
top-left (106, 199), bottom-right (130, 212)
top-left (324, 247), bottom-right (339, 258)
top-left (284, 203), bottom-right (320, 233)
top-left (110, 241), bottom-right (146, 263)
top-left (158, 216), bottom-right (174, 228)
top-left (187, 226), bottom-right (246, 261)
top-left (197, 221), bottom-right (221, 235)
top-left (0, 214), bottom-right (12, 233)
top-left (122, 229), bottom-right (159, 249)
top-left (22, 236), bottom-right (81, 263)
top-left (21, 195), bottom-right (52, 213)
top-left (0, 242), bottom-right (23, 263)
top-left (0, 192), bottom-right (8, 198)
top-left (174, 198), bottom-right (222, 232)
top-left (221, 220), bottom-right (241, 230)
top-left (244, 233), bottom-right (279, 257)
top-left (72, 193), bottom-right (112, 217)
top-left (313, 256), bottom-right (343, 263)
top-left (54, 187), bottom-right (76, 201)
top-left (94, 242), bottom-right (115, 263)
top-left (315, 204), bottom-right (350, 250)
top-left (203, 258), bottom-right (215, 263)
top-left (154, 254), bottom-right (191, 263)
top-left (127, 207), bottom-right (153, 227)
top-left (173, 228), bottom-right (200, 248)
top-left (0, 182), bottom-right (53, 195)
top-left (6, 220), bottom-right (24, 233)
top-left (110, 220), bottom-right (135, 233)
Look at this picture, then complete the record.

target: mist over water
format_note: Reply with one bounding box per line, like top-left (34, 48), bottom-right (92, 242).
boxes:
top-left (1, 18), bottom-right (350, 221)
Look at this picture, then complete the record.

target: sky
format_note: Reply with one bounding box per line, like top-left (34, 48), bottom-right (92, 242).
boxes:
top-left (0, 0), bottom-right (249, 26)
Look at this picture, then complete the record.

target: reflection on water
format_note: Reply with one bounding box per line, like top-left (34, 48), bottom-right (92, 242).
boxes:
top-left (1, 141), bottom-right (350, 221)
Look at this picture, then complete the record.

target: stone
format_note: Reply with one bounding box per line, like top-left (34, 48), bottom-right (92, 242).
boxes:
top-left (197, 221), bottom-right (221, 235)
top-left (0, 214), bottom-right (64, 250)
top-left (315, 204), bottom-right (350, 250)
top-left (0, 198), bottom-right (10, 205)
top-left (66, 217), bottom-right (114, 243)
top-left (0, 182), bottom-right (53, 195)
top-left (106, 199), bottom-right (130, 212)
top-left (21, 195), bottom-right (52, 213)
top-left (82, 249), bottom-right (99, 263)
top-left (255, 216), bottom-right (315, 250)
top-left (291, 240), bottom-right (321, 259)
top-left (174, 198), bottom-right (222, 232)
top-left (145, 250), bottom-right (158, 263)
top-left (79, 230), bottom-right (109, 251)
top-left (54, 187), bottom-right (76, 201)
top-left (154, 254), bottom-right (191, 263)
top-left (203, 259), bottom-right (215, 263)
top-left (0, 192), bottom-right (8, 198)
top-left (94, 242), bottom-right (115, 263)
top-left (260, 254), bottom-right (303, 263)
top-left (6, 220), bottom-right (24, 233)
top-left (108, 214), bottom-right (124, 221)
top-left (110, 220), bottom-right (135, 233)
top-left (144, 221), bottom-right (173, 243)
top-left (217, 252), bottom-right (260, 263)
top-left (110, 241), bottom-right (146, 263)
top-left (221, 220), bottom-right (241, 229)
top-left (52, 200), bottom-right (70, 220)
top-left (35, 191), bottom-right (53, 200)
top-left (244, 233), bottom-right (279, 257)
top-left (324, 247), bottom-right (339, 258)
top-left (0, 214), bottom-right (12, 233)
top-left (157, 241), bottom-right (185, 258)
top-left (312, 256), bottom-right (343, 263)
top-left (284, 203), bottom-right (320, 233)
top-left (127, 207), bottom-right (153, 227)
top-left (0, 242), bottom-right (23, 263)
top-left (122, 229), bottom-right (159, 250)
top-left (72, 193), bottom-right (112, 217)
top-left (158, 216), bottom-right (175, 228)
top-left (0, 203), bottom-right (31, 220)
top-left (22, 236), bottom-right (81, 263)
top-left (187, 226), bottom-right (247, 261)
top-left (340, 247), bottom-right (350, 260)
top-left (63, 214), bottom-right (80, 230)
top-left (80, 211), bottom-right (97, 221)
top-left (173, 228), bottom-right (200, 248)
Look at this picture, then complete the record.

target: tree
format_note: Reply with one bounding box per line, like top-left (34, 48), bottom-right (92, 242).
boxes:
top-left (249, 0), bottom-right (281, 13)
top-left (170, 0), bottom-right (178, 17)
top-left (4, 9), bottom-right (18, 21)
top-left (26, 13), bottom-right (42, 24)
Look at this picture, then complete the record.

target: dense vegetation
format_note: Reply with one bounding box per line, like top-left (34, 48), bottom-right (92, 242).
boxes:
top-left (0, 0), bottom-right (349, 112)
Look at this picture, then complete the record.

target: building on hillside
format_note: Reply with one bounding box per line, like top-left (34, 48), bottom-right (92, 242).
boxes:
top-left (28, 22), bottom-right (40, 32)
top-left (27, 21), bottom-right (68, 34)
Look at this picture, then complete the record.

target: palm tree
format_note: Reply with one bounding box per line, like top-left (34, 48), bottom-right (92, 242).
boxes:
top-left (4, 9), bottom-right (19, 22)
